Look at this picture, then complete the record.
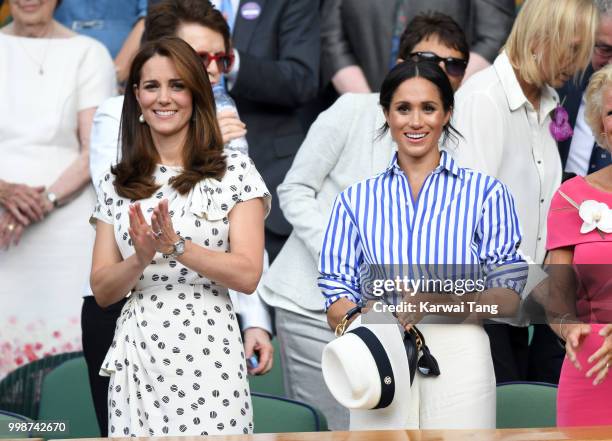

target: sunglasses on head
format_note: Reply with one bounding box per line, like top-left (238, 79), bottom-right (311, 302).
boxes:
top-left (197, 51), bottom-right (235, 74)
top-left (409, 51), bottom-right (467, 77)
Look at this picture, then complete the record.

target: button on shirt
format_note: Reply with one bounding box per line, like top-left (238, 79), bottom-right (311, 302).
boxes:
top-left (453, 51), bottom-right (562, 265)
top-left (318, 151), bottom-right (527, 310)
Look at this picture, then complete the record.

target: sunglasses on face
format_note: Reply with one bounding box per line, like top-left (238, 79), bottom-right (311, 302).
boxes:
top-left (409, 51), bottom-right (468, 77)
top-left (197, 51), bottom-right (235, 74)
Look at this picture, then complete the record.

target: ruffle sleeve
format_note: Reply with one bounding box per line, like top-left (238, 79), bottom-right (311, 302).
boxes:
top-left (90, 171), bottom-right (116, 227)
top-left (186, 151), bottom-right (271, 221)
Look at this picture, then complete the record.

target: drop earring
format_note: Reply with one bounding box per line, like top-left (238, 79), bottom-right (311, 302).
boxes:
top-left (139, 114), bottom-right (145, 123)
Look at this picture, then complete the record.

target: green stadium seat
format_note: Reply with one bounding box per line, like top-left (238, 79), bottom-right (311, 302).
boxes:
top-left (37, 357), bottom-right (100, 438)
top-left (251, 392), bottom-right (327, 433)
top-left (496, 381), bottom-right (557, 428)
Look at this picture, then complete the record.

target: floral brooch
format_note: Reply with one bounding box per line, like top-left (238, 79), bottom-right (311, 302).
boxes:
top-left (549, 103), bottom-right (573, 142)
top-left (559, 190), bottom-right (612, 237)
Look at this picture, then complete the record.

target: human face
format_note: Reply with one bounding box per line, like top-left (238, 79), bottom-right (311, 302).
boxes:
top-left (384, 77), bottom-right (451, 161)
top-left (592, 16), bottom-right (612, 72)
top-left (9, 0), bottom-right (56, 28)
top-left (407, 36), bottom-right (466, 91)
top-left (135, 55), bottom-right (193, 140)
top-left (176, 22), bottom-right (226, 86)
top-left (600, 86), bottom-right (612, 150)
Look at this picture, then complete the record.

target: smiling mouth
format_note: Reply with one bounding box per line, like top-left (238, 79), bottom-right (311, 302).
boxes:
top-left (154, 110), bottom-right (177, 116)
top-left (405, 133), bottom-right (427, 140)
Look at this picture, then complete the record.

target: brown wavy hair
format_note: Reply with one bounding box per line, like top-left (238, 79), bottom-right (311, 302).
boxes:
top-left (112, 37), bottom-right (226, 199)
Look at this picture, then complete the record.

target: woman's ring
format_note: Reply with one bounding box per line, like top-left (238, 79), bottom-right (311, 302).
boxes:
top-left (6, 224), bottom-right (15, 232)
top-left (154, 230), bottom-right (162, 238)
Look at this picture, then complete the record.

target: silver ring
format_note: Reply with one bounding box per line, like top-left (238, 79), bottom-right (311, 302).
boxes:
top-left (606, 362), bottom-right (610, 370)
top-left (154, 230), bottom-right (162, 238)
top-left (6, 223), bottom-right (15, 232)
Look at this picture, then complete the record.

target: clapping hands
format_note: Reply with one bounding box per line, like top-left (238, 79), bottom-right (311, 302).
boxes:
top-left (128, 200), bottom-right (180, 266)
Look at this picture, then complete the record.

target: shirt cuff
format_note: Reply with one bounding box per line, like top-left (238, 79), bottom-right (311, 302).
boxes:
top-left (231, 289), bottom-right (273, 334)
top-left (485, 261), bottom-right (529, 295)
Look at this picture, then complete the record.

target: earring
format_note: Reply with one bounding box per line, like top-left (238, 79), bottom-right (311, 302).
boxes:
top-left (138, 114), bottom-right (145, 123)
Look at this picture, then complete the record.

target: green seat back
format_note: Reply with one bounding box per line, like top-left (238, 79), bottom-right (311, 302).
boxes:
top-left (0, 352), bottom-right (82, 419)
top-left (496, 382), bottom-right (557, 428)
top-left (251, 392), bottom-right (327, 433)
top-left (38, 357), bottom-right (100, 438)
top-left (0, 410), bottom-right (32, 438)
top-left (248, 338), bottom-right (285, 397)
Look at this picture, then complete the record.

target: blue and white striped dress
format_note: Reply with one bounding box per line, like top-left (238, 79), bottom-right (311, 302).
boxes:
top-left (318, 150), bottom-right (527, 310)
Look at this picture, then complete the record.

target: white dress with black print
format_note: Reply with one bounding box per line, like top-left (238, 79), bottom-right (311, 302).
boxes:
top-left (90, 151), bottom-right (271, 437)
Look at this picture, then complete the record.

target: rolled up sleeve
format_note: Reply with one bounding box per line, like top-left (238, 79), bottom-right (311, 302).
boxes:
top-left (477, 182), bottom-right (528, 294)
top-left (318, 191), bottom-right (363, 310)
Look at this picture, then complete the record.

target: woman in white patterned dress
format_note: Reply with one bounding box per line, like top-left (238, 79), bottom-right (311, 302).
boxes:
top-left (90, 37), bottom-right (270, 437)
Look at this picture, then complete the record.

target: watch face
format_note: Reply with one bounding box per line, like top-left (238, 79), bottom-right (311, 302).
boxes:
top-left (175, 239), bottom-right (186, 255)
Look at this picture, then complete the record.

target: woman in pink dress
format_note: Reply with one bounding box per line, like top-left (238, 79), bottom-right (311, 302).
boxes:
top-left (546, 64), bottom-right (612, 427)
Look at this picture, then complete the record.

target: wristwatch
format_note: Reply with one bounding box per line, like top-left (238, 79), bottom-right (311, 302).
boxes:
top-left (168, 236), bottom-right (186, 258)
top-left (46, 191), bottom-right (59, 208)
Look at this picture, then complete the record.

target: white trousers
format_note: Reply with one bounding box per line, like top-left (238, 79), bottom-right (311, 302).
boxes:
top-left (404, 324), bottom-right (496, 429)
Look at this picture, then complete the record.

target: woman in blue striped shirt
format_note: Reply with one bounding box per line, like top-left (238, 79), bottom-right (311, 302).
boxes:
top-left (319, 60), bottom-right (528, 429)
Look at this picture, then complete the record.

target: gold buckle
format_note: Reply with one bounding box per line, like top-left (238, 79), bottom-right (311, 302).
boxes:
top-left (409, 327), bottom-right (423, 352)
top-left (335, 315), bottom-right (349, 337)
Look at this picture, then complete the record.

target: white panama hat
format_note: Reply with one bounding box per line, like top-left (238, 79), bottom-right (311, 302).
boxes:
top-left (322, 311), bottom-right (412, 430)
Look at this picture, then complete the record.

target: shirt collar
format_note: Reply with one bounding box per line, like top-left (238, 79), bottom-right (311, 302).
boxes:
top-left (387, 149), bottom-right (462, 178)
top-left (494, 51), bottom-right (559, 114)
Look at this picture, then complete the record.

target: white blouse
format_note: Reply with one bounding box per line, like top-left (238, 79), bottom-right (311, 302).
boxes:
top-left (452, 51), bottom-right (562, 266)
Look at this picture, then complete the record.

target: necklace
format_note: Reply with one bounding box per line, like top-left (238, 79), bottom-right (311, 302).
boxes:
top-left (13, 22), bottom-right (56, 75)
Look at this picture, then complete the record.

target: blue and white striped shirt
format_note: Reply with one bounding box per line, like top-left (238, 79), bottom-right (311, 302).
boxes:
top-left (318, 150), bottom-right (527, 310)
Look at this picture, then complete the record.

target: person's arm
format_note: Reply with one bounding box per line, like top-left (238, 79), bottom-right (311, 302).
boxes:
top-left (331, 66), bottom-right (371, 94)
top-left (114, 0), bottom-right (147, 84)
top-left (44, 107), bottom-right (97, 210)
top-left (277, 94), bottom-right (358, 259)
top-left (473, 181), bottom-right (528, 316)
top-left (471, 0), bottom-right (515, 64)
top-left (318, 191), bottom-right (364, 330)
top-left (90, 217), bottom-right (147, 307)
top-left (396, 182), bottom-right (529, 326)
top-left (230, 0), bottom-right (319, 107)
top-left (544, 247), bottom-right (595, 372)
top-left (154, 198), bottom-right (267, 294)
top-left (114, 18), bottom-right (145, 85)
top-left (320, 0), bottom-right (366, 93)
top-left (51, 39), bottom-right (116, 208)
top-left (90, 97), bottom-right (122, 188)
top-left (239, 291), bottom-right (273, 335)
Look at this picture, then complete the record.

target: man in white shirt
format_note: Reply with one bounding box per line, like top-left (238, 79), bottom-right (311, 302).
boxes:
top-left (558, 0), bottom-right (612, 178)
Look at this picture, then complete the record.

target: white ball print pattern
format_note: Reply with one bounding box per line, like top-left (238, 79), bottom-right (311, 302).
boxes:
top-left (92, 152), bottom-right (269, 436)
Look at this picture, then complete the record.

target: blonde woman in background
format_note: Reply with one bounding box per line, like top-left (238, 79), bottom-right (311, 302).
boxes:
top-left (452, 0), bottom-right (598, 384)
